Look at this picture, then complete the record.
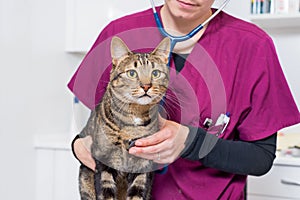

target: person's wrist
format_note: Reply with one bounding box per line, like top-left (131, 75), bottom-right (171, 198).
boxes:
top-left (181, 126), bottom-right (213, 160)
top-left (177, 124), bottom-right (190, 155)
top-left (181, 126), bottom-right (199, 158)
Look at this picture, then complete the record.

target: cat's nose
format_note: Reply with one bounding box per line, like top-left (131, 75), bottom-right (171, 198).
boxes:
top-left (141, 84), bottom-right (152, 92)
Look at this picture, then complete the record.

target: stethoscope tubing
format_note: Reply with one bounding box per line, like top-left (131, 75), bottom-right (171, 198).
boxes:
top-left (150, 0), bottom-right (230, 52)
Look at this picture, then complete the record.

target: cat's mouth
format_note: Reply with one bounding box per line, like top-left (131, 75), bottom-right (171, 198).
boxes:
top-left (139, 94), bottom-right (151, 98)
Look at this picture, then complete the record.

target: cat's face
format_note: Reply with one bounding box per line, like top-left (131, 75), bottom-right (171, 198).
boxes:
top-left (110, 37), bottom-right (170, 105)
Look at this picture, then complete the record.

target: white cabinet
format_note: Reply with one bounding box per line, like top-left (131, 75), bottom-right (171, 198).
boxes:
top-left (247, 157), bottom-right (300, 200)
top-left (35, 134), bottom-right (80, 200)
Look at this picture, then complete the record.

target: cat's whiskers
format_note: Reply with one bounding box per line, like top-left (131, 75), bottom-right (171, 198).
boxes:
top-left (164, 92), bottom-right (185, 108)
top-left (160, 92), bottom-right (186, 118)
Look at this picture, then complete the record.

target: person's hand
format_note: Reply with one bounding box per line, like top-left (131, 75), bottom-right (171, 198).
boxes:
top-left (128, 116), bottom-right (189, 164)
top-left (73, 136), bottom-right (96, 171)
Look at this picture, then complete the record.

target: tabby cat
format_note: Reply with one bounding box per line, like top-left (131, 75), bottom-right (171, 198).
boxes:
top-left (78, 36), bottom-right (171, 200)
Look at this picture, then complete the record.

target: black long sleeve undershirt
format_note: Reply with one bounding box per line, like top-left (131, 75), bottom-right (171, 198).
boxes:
top-left (181, 127), bottom-right (277, 176)
top-left (71, 129), bottom-right (277, 176)
top-left (174, 52), bottom-right (277, 176)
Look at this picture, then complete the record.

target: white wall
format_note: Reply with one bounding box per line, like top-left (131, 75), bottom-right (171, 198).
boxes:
top-left (0, 0), bottom-right (299, 199)
top-left (0, 0), bottom-right (78, 199)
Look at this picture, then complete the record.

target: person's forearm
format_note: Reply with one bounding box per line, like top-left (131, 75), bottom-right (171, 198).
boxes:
top-left (181, 127), bottom-right (277, 176)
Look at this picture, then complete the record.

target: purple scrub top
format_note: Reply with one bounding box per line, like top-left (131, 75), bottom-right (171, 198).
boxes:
top-left (68, 7), bottom-right (300, 200)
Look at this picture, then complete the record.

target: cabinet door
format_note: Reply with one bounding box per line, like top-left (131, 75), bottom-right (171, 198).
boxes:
top-left (35, 149), bottom-right (80, 200)
top-left (35, 149), bottom-right (55, 200)
top-left (248, 164), bottom-right (300, 199)
top-left (53, 149), bottom-right (80, 200)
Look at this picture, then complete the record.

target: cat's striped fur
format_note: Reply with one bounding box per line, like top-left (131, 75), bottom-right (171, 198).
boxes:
top-left (78, 36), bottom-right (170, 200)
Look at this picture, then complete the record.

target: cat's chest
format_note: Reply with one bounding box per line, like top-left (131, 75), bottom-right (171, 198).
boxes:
top-left (132, 117), bottom-right (143, 126)
top-left (128, 113), bottom-right (153, 127)
top-left (120, 107), bottom-right (152, 127)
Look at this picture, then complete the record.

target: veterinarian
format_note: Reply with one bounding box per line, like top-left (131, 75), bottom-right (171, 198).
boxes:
top-left (69, 0), bottom-right (300, 199)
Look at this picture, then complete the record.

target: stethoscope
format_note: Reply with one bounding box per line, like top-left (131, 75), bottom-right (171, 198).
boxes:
top-left (149, 0), bottom-right (230, 53)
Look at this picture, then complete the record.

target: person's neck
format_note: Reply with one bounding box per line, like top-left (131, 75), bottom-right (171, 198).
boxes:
top-left (160, 5), bottom-right (212, 35)
top-left (160, 6), bottom-right (211, 54)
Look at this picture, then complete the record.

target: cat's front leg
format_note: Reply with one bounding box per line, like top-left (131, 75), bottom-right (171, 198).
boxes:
top-left (79, 165), bottom-right (96, 200)
top-left (126, 172), bottom-right (153, 200)
top-left (94, 160), bottom-right (118, 200)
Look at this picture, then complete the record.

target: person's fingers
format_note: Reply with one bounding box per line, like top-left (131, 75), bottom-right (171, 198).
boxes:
top-left (74, 137), bottom-right (96, 171)
top-left (129, 132), bottom-right (176, 164)
top-left (153, 151), bottom-right (173, 164)
top-left (128, 119), bottom-right (189, 164)
top-left (130, 137), bottom-right (165, 154)
top-left (129, 148), bottom-right (174, 164)
top-left (134, 128), bottom-right (171, 147)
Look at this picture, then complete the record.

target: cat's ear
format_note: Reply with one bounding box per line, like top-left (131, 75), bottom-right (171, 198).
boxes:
top-left (152, 37), bottom-right (171, 64)
top-left (111, 36), bottom-right (132, 66)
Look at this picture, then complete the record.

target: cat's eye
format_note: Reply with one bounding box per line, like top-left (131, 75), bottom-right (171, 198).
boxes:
top-left (152, 70), bottom-right (161, 79)
top-left (126, 70), bottom-right (138, 78)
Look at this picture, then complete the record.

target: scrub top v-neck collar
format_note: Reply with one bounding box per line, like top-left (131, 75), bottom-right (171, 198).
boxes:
top-left (164, 8), bottom-right (217, 76)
